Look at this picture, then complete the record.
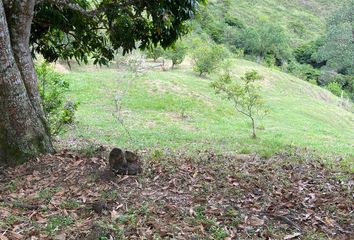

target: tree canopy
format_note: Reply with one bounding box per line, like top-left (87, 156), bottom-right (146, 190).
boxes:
top-left (316, 1), bottom-right (354, 75)
top-left (239, 20), bottom-right (290, 62)
top-left (30, 0), bottom-right (206, 65)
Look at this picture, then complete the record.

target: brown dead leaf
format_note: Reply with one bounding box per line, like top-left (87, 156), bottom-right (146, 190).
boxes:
top-left (249, 216), bottom-right (264, 226)
top-left (189, 207), bottom-right (195, 216)
top-left (284, 232), bottom-right (301, 239)
top-left (53, 233), bottom-right (66, 240)
top-left (111, 209), bottom-right (119, 221)
top-left (0, 209), bottom-right (11, 218)
top-left (0, 235), bottom-right (9, 240)
top-left (8, 231), bottom-right (23, 240)
top-left (324, 217), bottom-right (336, 227)
top-left (117, 175), bottom-right (129, 183)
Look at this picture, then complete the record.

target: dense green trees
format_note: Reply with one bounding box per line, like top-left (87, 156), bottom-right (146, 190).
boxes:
top-left (193, 0), bottom-right (353, 100)
top-left (291, 1), bottom-right (354, 100)
top-left (239, 21), bottom-right (290, 63)
top-left (316, 2), bottom-right (354, 75)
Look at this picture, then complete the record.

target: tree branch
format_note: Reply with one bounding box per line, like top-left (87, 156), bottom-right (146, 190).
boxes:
top-left (35, 0), bottom-right (100, 17)
top-left (36, 0), bottom-right (134, 17)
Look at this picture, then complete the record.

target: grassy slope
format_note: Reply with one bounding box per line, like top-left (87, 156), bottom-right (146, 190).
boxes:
top-left (62, 59), bottom-right (353, 160)
top-left (209, 0), bottom-right (345, 45)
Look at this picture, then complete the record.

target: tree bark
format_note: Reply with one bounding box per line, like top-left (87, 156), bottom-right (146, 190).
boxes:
top-left (250, 116), bottom-right (256, 139)
top-left (0, 0), bottom-right (53, 166)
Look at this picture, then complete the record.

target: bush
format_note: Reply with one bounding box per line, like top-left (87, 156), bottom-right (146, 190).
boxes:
top-left (164, 41), bottom-right (187, 69)
top-left (192, 41), bottom-right (228, 76)
top-left (294, 39), bottom-right (326, 68)
top-left (36, 62), bottom-right (78, 135)
top-left (287, 61), bottom-right (320, 82)
top-left (145, 45), bottom-right (164, 62)
top-left (224, 14), bottom-right (244, 29)
top-left (319, 71), bottom-right (354, 100)
top-left (264, 53), bottom-right (276, 67)
top-left (326, 82), bottom-right (345, 97)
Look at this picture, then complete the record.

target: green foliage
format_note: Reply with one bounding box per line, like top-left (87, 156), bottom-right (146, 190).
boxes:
top-left (224, 14), bottom-right (244, 29)
top-left (287, 62), bottom-right (321, 82)
top-left (294, 39), bottom-right (325, 68)
top-left (45, 215), bottom-right (73, 235)
top-left (239, 21), bottom-right (291, 63)
top-left (32, 0), bottom-right (206, 64)
top-left (36, 62), bottom-right (79, 135)
top-left (212, 70), bottom-right (268, 138)
top-left (308, 79), bottom-right (317, 85)
top-left (316, 1), bottom-right (354, 75)
top-left (164, 41), bottom-right (187, 68)
top-left (326, 82), bottom-right (345, 97)
top-left (192, 206), bottom-right (229, 239)
top-left (36, 187), bottom-right (60, 203)
top-left (319, 71), bottom-right (354, 100)
top-left (145, 45), bottom-right (164, 62)
top-left (192, 39), bottom-right (228, 76)
top-left (60, 199), bottom-right (80, 210)
top-left (198, 5), bottom-right (226, 43)
top-left (264, 53), bottom-right (276, 67)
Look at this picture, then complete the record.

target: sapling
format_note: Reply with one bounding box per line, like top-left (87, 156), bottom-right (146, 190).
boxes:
top-left (113, 54), bottom-right (144, 142)
top-left (211, 70), bottom-right (268, 138)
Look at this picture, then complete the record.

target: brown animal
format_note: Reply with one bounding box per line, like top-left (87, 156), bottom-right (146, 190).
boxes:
top-left (109, 148), bottom-right (142, 175)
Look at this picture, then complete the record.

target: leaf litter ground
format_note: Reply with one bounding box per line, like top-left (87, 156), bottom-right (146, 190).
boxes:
top-left (0, 149), bottom-right (352, 240)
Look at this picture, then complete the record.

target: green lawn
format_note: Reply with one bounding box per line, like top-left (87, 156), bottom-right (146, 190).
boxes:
top-left (61, 59), bottom-right (353, 161)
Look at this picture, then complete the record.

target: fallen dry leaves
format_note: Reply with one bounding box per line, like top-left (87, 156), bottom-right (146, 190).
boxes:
top-left (0, 149), bottom-right (352, 239)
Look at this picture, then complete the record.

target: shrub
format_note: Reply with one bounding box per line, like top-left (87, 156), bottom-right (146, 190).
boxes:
top-left (36, 62), bottom-right (78, 135)
top-left (145, 45), bottom-right (164, 62)
top-left (319, 71), bottom-right (354, 101)
top-left (264, 53), bottom-right (276, 67)
top-left (287, 61), bottom-right (320, 82)
top-left (326, 82), bottom-right (345, 97)
top-left (164, 41), bottom-right (187, 69)
top-left (224, 14), bottom-right (244, 29)
top-left (308, 79), bottom-right (317, 85)
top-left (294, 39), bottom-right (325, 68)
top-left (192, 42), bottom-right (228, 76)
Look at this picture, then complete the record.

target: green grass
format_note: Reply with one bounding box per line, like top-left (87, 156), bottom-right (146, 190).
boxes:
top-left (208, 0), bottom-right (346, 45)
top-left (61, 59), bottom-right (353, 160)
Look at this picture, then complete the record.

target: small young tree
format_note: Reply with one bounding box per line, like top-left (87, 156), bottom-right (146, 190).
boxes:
top-left (192, 43), bottom-right (227, 76)
top-left (164, 41), bottom-right (187, 69)
top-left (211, 70), bottom-right (267, 138)
top-left (146, 45), bottom-right (165, 62)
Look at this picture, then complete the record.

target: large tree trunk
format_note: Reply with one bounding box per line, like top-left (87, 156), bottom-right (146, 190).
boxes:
top-left (0, 0), bottom-right (53, 166)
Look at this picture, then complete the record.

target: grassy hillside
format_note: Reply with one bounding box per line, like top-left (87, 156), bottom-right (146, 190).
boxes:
top-left (205, 0), bottom-right (346, 45)
top-left (60, 59), bottom-right (353, 162)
